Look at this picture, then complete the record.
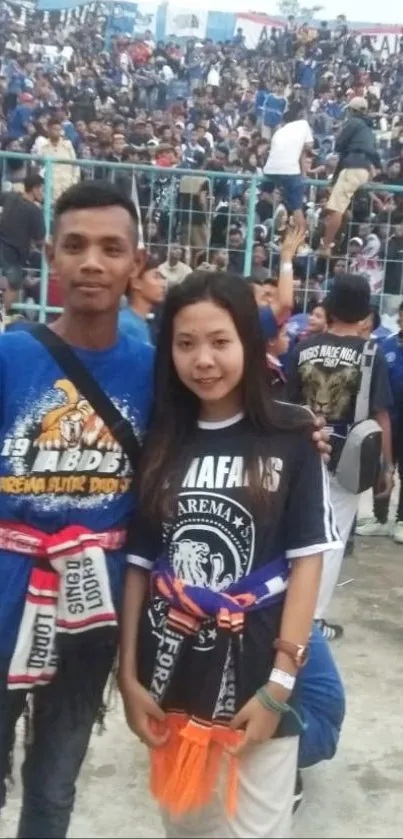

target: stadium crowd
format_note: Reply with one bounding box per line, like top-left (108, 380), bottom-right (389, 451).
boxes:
top-left (0, 5), bottom-right (401, 837)
top-left (1, 3), bottom-right (403, 307)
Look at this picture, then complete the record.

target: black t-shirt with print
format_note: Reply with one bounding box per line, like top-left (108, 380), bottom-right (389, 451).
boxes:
top-left (128, 412), bottom-right (340, 736)
top-left (287, 333), bottom-right (393, 472)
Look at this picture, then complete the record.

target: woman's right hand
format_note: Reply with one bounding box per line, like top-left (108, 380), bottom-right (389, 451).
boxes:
top-left (119, 676), bottom-right (169, 749)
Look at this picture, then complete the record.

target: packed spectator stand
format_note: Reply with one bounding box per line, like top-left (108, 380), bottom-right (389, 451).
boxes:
top-left (0, 3), bottom-right (403, 325)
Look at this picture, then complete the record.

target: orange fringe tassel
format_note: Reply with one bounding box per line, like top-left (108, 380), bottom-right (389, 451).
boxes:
top-left (149, 714), bottom-right (242, 817)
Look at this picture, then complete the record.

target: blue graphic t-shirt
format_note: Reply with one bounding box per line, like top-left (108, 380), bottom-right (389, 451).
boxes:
top-left (0, 331), bottom-right (154, 657)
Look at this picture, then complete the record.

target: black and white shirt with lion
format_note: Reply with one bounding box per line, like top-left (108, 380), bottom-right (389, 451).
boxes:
top-left (287, 334), bottom-right (392, 471)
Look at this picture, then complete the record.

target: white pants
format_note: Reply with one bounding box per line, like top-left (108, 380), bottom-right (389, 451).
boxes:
top-left (162, 736), bottom-right (298, 839)
top-left (315, 473), bottom-right (358, 620)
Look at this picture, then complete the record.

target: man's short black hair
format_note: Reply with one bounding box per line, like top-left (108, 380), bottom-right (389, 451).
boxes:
top-left (369, 304), bottom-right (381, 331)
top-left (325, 273), bottom-right (371, 324)
top-left (48, 117), bottom-right (62, 128)
top-left (283, 102), bottom-right (305, 123)
top-left (54, 181), bottom-right (138, 238)
top-left (24, 173), bottom-right (44, 192)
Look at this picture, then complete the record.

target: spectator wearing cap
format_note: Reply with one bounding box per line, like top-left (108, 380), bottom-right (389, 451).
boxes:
top-left (321, 96), bottom-right (381, 255)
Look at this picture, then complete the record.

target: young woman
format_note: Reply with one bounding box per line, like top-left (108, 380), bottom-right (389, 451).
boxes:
top-left (119, 271), bottom-right (340, 839)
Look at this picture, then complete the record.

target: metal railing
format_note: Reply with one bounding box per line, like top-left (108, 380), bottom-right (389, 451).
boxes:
top-left (0, 150), bottom-right (402, 322)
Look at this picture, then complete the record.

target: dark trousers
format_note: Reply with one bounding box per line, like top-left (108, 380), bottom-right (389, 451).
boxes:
top-left (0, 645), bottom-right (115, 838)
top-left (374, 431), bottom-right (403, 523)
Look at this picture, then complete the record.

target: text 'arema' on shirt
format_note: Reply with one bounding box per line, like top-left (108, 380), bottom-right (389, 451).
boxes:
top-left (0, 330), bottom-right (154, 657)
top-left (127, 411), bottom-right (341, 737)
top-left (287, 333), bottom-right (393, 471)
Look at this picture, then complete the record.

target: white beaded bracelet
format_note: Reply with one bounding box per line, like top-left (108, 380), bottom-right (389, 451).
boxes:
top-left (268, 668), bottom-right (296, 692)
top-left (280, 261), bottom-right (293, 273)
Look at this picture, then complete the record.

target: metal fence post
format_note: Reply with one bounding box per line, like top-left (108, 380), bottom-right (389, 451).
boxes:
top-left (38, 159), bottom-right (53, 323)
top-left (243, 175), bottom-right (258, 276)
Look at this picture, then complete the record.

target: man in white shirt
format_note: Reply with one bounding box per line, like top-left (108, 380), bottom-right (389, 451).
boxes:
top-left (207, 62), bottom-right (220, 89)
top-left (5, 34), bottom-right (21, 54)
top-left (159, 245), bottom-right (192, 287)
top-left (263, 102), bottom-right (313, 226)
top-left (38, 117), bottom-right (79, 202)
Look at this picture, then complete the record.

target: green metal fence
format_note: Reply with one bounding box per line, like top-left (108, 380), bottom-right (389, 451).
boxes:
top-left (0, 150), bottom-right (402, 322)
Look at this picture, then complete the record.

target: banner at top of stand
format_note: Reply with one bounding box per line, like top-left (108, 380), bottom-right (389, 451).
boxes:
top-left (34, 0), bottom-right (403, 52)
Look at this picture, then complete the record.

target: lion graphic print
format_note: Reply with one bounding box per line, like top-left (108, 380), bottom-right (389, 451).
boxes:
top-left (299, 363), bottom-right (360, 419)
top-left (287, 332), bottom-right (392, 470)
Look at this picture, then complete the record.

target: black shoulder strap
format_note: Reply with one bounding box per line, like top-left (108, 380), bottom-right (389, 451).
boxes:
top-left (31, 325), bottom-right (141, 471)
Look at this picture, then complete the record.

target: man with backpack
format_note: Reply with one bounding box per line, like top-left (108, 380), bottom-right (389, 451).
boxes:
top-left (288, 273), bottom-right (393, 640)
top-left (357, 301), bottom-right (403, 543)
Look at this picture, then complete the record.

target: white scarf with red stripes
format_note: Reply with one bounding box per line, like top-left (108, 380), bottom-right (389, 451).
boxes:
top-left (0, 524), bottom-right (125, 690)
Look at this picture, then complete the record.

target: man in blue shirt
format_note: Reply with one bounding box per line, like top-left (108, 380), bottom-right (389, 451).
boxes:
top-left (357, 302), bottom-right (403, 543)
top-left (0, 181), bottom-right (154, 837)
top-left (382, 304), bottom-right (403, 542)
top-left (7, 91), bottom-right (35, 138)
top-left (255, 80), bottom-right (287, 133)
top-left (119, 252), bottom-right (165, 344)
top-left (294, 623), bottom-right (345, 810)
top-left (5, 56), bottom-right (34, 100)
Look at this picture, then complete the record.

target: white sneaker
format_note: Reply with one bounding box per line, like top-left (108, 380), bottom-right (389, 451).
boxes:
top-left (393, 521), bottom-right (403, 544)
top-left (356, 515), bottom-right (374, 528)
top-left (356, 518), bottom-right (390, 537)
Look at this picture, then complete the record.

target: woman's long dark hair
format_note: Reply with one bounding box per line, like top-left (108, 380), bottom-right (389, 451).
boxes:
top-left (138, 271), bottom-right (312, 519)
